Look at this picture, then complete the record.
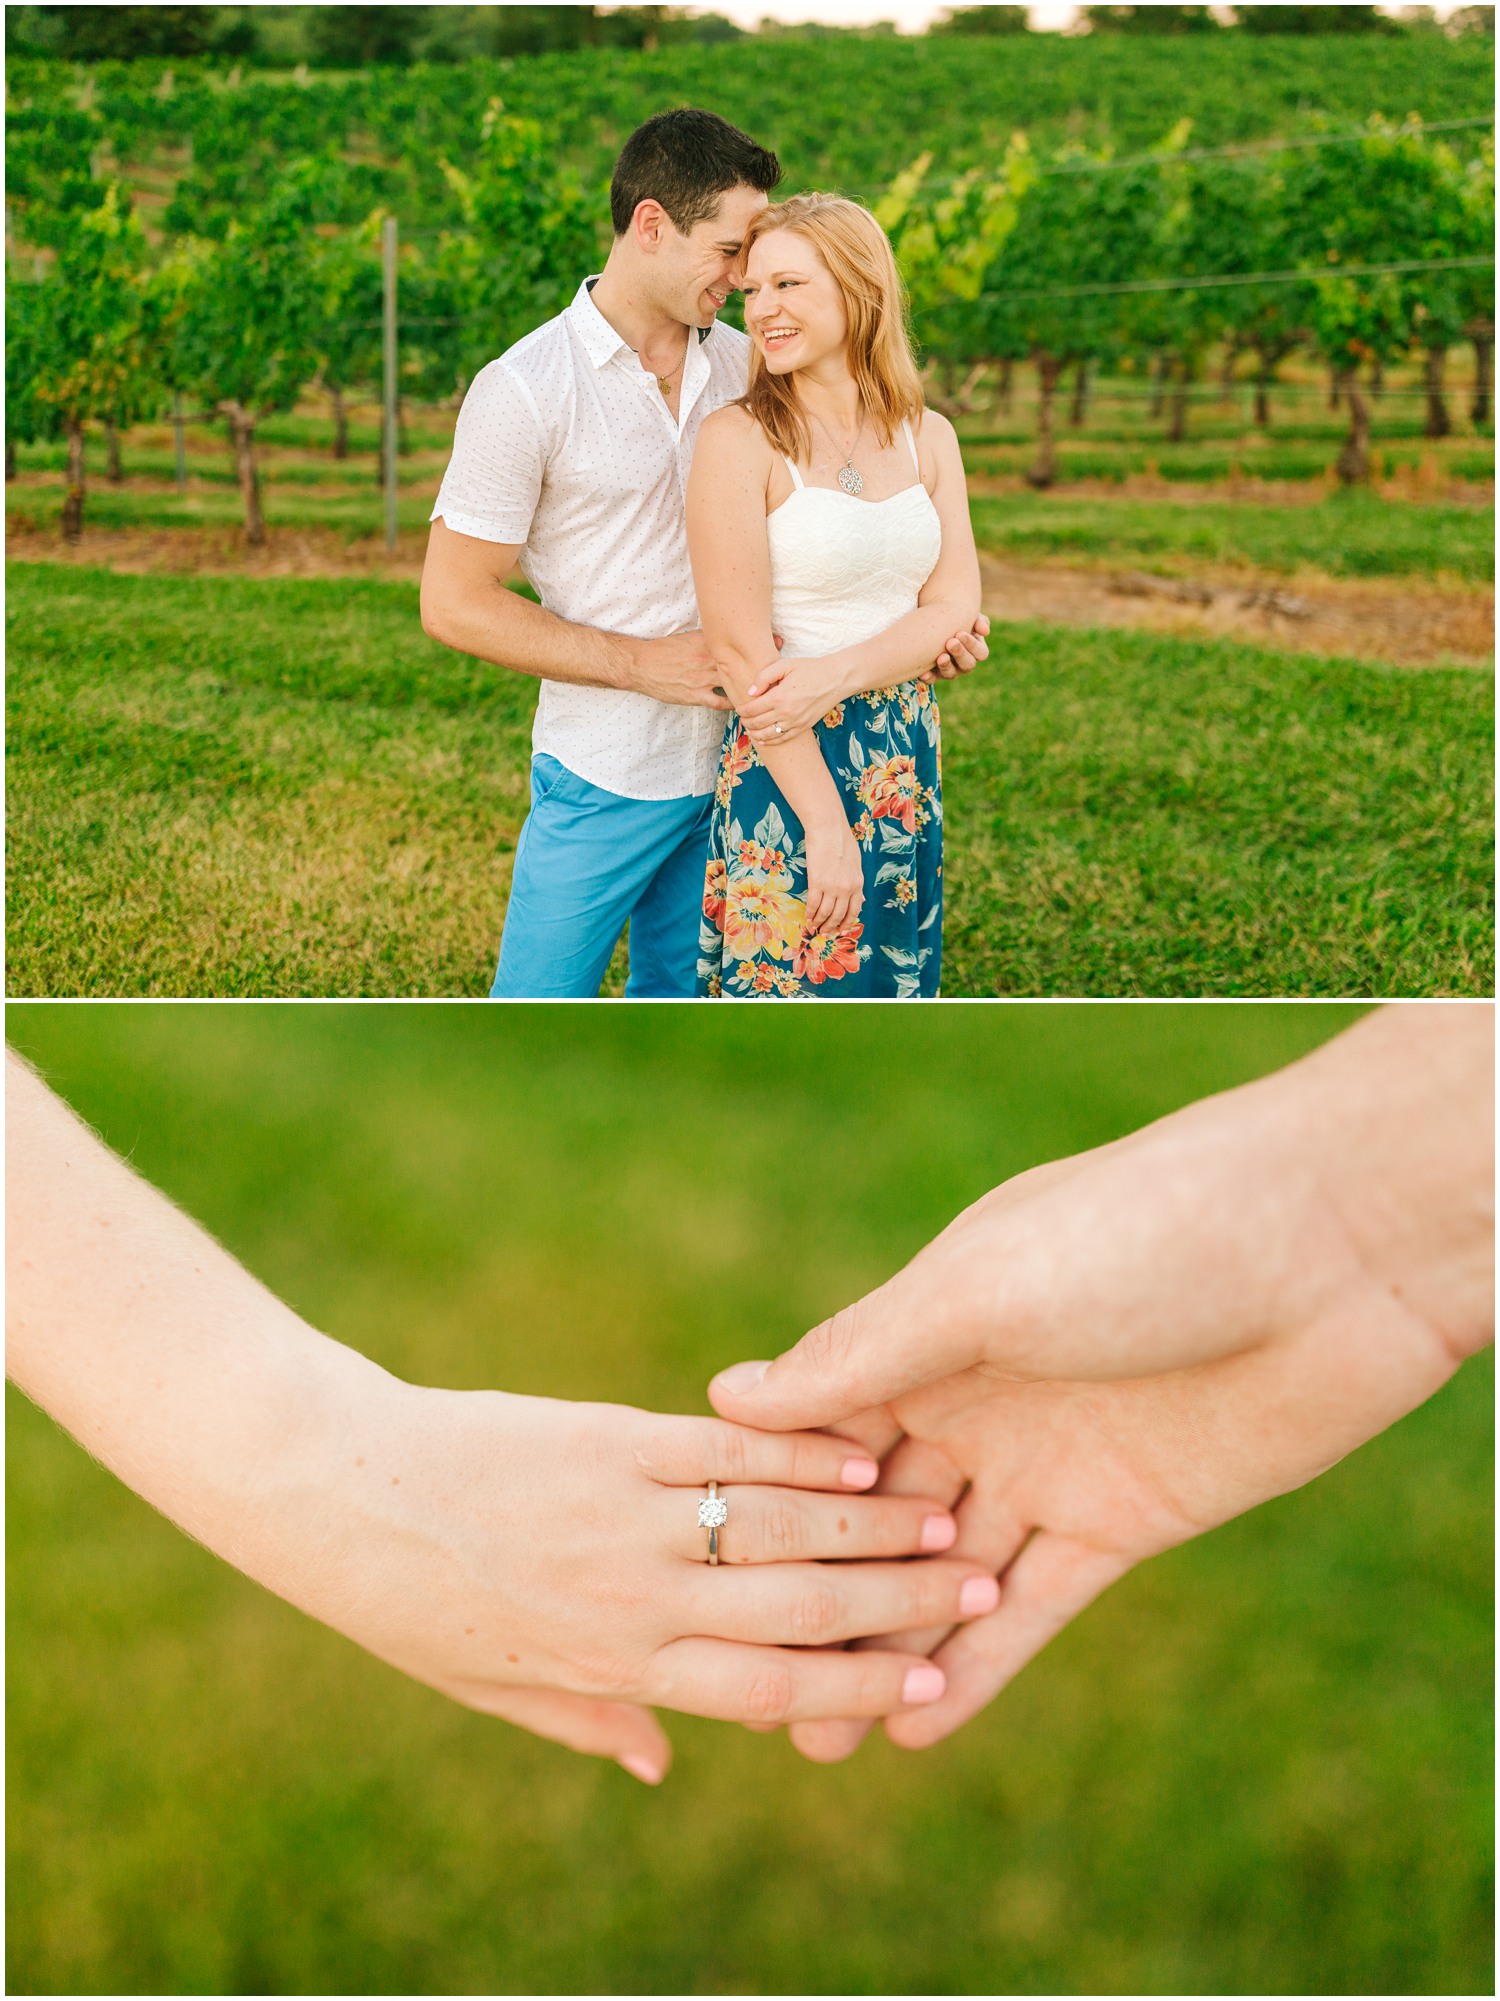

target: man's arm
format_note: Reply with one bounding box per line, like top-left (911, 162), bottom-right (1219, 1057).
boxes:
top-left (419, 521), bottom-right (730, 712)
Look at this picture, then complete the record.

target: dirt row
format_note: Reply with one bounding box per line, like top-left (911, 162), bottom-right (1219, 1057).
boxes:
top-left (6, 521), bottom-right (1493, 671)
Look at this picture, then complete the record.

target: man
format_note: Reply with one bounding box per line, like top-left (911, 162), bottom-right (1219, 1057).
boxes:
top-left (420, 107), bottom-right (988, 999)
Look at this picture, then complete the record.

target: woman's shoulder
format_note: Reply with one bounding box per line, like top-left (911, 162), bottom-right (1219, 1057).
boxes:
top-left (909, 405), bottom-right (963, 483)
top-left (699, 401), bottom-right (772, 460)
top-left (911, 404), bottom-right (959, 452)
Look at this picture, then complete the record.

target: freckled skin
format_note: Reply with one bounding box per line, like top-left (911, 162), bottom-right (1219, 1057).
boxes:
top-left (838, 1518), bottom-right (848, 1534)
top-left (506, 1654), bottom-right (519, 1664)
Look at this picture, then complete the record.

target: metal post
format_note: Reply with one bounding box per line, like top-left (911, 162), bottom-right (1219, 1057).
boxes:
top-left (173, 391), bottom-right (187, 492)
top-left (382, 214), bottom-right (398, 553)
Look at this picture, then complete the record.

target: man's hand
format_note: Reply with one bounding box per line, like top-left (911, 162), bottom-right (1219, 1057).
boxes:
top-left (709, 1004), bottom-right (1493, 1756)
top-left (921, 611), bottom-right (990, 684)
top-left (626, 631), bottom-right (734, 710)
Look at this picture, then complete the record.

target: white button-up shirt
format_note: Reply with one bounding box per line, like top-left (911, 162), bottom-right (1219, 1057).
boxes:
top-left (431, 278), bottom-right (751, 800)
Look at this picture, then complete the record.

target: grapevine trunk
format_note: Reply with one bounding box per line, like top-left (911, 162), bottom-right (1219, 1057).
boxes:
top-left (1027, 352), bottom-right (1063, 489)
top-left (61, 421), bottom-right (86, 543)
top-left (1336, 376), bottom-right (1372, 485)
top-left (1423, 345), bottom-right (1452, 438)
top-left (223, 402), bottom-right (265, 546)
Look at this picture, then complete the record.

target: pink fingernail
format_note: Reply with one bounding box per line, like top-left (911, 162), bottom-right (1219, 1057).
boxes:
top-left (714, 1360), bottom-right (770, 1396)
top-left (959, 1575), bottom-right (1000, 1617)
top-left (902, 1664), bottom-right (945, 1705)
top-left (618, 1755), bottom-right (663, 1786)
top-left (920, 1513), bottom-right (957, 1552)
top-left (840, 1457), bottom-right (879, 1489)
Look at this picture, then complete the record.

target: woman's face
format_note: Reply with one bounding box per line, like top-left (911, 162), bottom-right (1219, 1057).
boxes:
top-left (742, 229), bottom-right (849, 376)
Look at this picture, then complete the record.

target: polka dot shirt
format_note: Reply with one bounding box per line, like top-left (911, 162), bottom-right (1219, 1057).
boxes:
top-left (431, 277), bottom-right (751, 801)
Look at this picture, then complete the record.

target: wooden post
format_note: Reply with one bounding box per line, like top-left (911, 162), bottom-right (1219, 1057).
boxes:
top-left (173, 392), bottom-right (187, 491)
top-left (383, 215), bottom-right (398, 553)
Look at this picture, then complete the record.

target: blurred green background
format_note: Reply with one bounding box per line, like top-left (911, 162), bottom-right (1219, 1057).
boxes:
top-left (5, 1001), bottom-right (1493, 1996)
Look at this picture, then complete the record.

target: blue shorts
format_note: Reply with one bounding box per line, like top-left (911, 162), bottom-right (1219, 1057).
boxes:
top-left (491, 755), bottom-right (714, 999)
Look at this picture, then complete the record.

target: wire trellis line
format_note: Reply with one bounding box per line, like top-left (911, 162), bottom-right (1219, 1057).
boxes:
top-left (977, 252), bottom-right (1495, 305)
top-left (836, 112), bottom-right (1497, 197)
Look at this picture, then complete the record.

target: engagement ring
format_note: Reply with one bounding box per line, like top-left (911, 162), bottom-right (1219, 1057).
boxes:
top-left (698, 1480), bottom-right (727, 1563)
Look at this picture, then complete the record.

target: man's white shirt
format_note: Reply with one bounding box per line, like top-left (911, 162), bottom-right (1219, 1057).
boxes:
top-left (431, 277), bottom-right (751, 801)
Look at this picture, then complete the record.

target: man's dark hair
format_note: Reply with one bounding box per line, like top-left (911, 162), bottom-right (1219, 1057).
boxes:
top-left (610, 108), bottom-right (780, 238)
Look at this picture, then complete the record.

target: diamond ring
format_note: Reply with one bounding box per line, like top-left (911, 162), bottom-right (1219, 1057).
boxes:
top-left (698, 1480), bottom-right (728, 1564)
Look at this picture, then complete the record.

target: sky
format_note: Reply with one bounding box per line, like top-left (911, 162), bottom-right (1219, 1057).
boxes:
top-left (689, 3), bottom-right (1462, 35)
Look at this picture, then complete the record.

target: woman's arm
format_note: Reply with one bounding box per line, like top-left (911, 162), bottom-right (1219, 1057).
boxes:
top-left (688, 408), bottom-right (864, 937)
top-left (739, 412), bottom-right (983, 747)
top-left (7, 1052), bottom-right (991, 1777)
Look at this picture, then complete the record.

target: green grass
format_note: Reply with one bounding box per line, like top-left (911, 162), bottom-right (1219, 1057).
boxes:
top-left (5, 478), bottom-right (445, 538)
top-left (6, 563), bottom-right (1492, 997)
top-left (964, 441), bottom-right (1495, 488)
top-left (5, 1000), bottom-right (1494, 1997)
top-left (970, 489), bottom-right (1497, 583)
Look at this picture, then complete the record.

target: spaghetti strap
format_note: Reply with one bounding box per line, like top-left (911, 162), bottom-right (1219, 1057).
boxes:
top-left (901, 417), bottom-right (921, 475)
top-left (783, 456), bottom-right (805, 491)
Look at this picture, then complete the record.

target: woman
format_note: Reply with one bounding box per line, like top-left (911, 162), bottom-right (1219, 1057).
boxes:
top-left (688, 193), bottom-right (981, 999)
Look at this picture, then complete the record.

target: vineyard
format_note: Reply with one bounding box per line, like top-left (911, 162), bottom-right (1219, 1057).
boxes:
top-left (6, 28), bottom-right (1495, 999)
top-left (5, 30), bottom-right (1495, 537)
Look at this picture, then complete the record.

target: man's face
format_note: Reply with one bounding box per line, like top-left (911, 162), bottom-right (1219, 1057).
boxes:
top-left (656, 183), bottom-right (771, 329)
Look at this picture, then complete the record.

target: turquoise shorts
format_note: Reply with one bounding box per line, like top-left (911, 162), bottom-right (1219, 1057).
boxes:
top-left (490, 755), bottom-right (714, 1000)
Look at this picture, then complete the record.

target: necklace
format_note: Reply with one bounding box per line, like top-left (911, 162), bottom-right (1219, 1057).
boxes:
top-left (811, 407), bottom-right (867, 496)
top-left (648, 347), bottom-right (686, 399)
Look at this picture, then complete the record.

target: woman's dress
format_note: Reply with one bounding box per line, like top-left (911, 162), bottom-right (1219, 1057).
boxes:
top-left (695, 418), bottom-right (944, 1000)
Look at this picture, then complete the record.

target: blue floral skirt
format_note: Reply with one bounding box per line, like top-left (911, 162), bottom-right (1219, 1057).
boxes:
top-left (695, 680), bottom-right (942, 999)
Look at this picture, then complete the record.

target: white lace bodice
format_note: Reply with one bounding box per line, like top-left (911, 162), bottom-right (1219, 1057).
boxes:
top-left (766, 418), bottom-right (942, 662)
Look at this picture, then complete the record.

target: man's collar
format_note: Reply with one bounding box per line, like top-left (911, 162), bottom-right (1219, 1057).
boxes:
top-left (570, 276), bottom-right (714, 369)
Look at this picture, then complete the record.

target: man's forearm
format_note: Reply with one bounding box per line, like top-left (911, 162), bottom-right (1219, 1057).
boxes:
top-left (421, 576), bottom-right (640, 692)
top-left (1283, 1002), bottom-right (1494, 1363)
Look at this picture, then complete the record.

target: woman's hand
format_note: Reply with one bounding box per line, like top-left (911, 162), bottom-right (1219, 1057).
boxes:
top-left (802, 816), bottom-right (865, 941)
top-left (310, 1382), bottom-right (997, 1778)
top-left (5, 1052), bottom-right (997, 1790)
top-left (741, 655), bottom-right (850, 748)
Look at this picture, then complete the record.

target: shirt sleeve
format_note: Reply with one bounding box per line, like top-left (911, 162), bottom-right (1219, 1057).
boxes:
top-left (430, 359), bottom-right (547, 545)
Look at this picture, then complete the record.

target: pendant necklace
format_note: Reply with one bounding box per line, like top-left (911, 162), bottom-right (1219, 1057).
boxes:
top-left (813, 407), bottom-right (867, 496)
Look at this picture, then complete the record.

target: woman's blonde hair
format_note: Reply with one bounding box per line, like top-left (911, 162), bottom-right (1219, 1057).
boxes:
top-left (739, 193), bottom-right (924, 466)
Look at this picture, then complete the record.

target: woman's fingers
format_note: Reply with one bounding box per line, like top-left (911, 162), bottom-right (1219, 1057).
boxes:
top-left (634, 1412), bottom-right (881, 1493)
top-left (884, 1530), bottom-right (1132, 1752)
top-left (744, 659), bottom-right (789, 701)
top-left (684, 1556), bottom-right (999, 1649)
top-left (656, 1481), bottom-right (956, 1565)
top-left (646, 1635), bottom-right (950, 1726)
top-left (434, 1679), bottom-right (673, 1783)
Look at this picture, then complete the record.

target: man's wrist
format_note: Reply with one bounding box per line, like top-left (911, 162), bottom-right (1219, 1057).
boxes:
top-left (1271, 1007), bottom-right (1494, 1364)
top-left (602, 630), bottom-right (644, 694)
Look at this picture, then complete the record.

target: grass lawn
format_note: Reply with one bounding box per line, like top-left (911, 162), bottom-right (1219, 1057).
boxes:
top-left (969, 489), bottom-right (1497, 583)
top-left (5, 1000), bottom-right (1494, 1997)
top-left (6, 563), bottom-right (1492, 997)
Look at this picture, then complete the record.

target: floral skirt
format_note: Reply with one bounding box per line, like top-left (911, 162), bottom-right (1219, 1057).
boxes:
top-left (695, 680), bottom-right (942, 999)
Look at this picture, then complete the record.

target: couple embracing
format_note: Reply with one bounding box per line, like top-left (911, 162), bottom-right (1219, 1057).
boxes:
top-left (421, 108), bottom-right (988, 1000)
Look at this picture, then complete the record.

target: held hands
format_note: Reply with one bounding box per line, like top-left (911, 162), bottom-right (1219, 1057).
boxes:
top-left (319, 1381), bottom-right (999, 1782)
top-left (709, 1007), bottom-right (1493, 1758)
